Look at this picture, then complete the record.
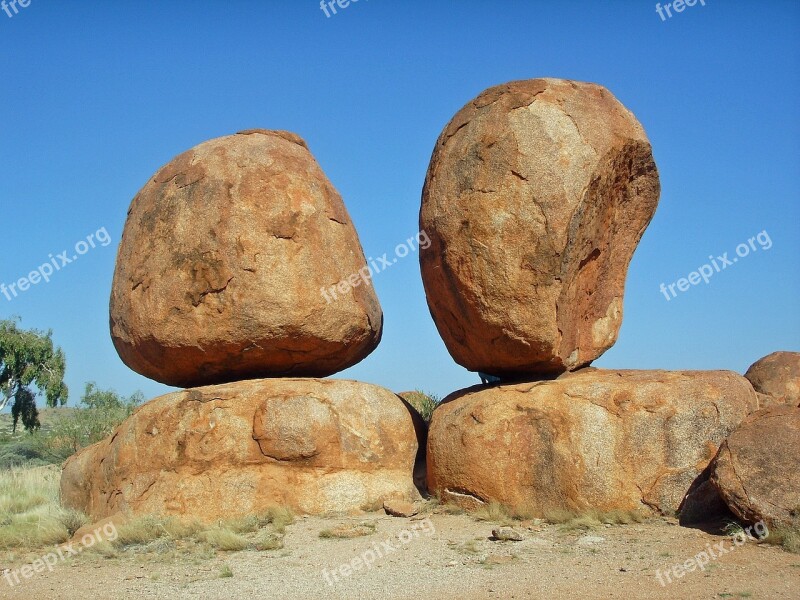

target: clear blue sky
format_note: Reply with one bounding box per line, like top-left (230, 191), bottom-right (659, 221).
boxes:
top-left (1, 0), bottom-right (798, 406)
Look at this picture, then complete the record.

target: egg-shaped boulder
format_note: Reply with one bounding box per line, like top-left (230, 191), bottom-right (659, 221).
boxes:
top-left (110, 130), bottom-right (382, 387)
top-left (419, 79), bottom-right (660, 377)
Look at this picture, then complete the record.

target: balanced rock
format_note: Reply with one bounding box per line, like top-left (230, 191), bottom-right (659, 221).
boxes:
top-left (60, 379), bottom-right (422, 521)
top-left (745, 351), bottom-right (800, 407)
top-left (710, 405), bottom-right (800, 527)
top-left (110, 129), bottom-right (382, 387)
top-left (427, 370), bottom-right (757, 515)
top-left (419, 79), bottom-right (660, 377)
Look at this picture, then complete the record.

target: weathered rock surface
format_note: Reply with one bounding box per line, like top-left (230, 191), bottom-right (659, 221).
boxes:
top-left (61, 379), bottom-right (422, 521)
top-left (710, 405), bottom-right (800, 527)
top-left (745, 351), bottom-right (800, 407)
top-left (427, 370), bottom-right (757, 516)
top-left (110, 129), bottom-right (382, 387)
top-left (419, 78), bottom-right (660, 378)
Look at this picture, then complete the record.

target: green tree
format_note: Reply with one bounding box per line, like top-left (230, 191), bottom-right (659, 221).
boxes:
top-left (35, 382), bottom-right (143, 461)
top-left (0, 318), bottom-right (68, 433)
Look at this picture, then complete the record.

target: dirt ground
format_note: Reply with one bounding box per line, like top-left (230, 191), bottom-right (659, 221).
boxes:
top-left (2, 512), bottom-right (799, 600)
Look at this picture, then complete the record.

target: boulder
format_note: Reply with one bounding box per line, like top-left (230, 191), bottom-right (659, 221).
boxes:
top-left (427, 370), bottom-right (757, 516)
top-left (110, 129), bottom-right (382, 387)
top-left (492, 526), bottom-right (524, 542)
top-left (60, 379), bottom-right (422, 521)
top-left (383, 499), bottom-right (419, 518)
top-left (419, 78), bottom-right (660, 378)
top-left (710, 405), bottom-right (800, 527)
top-left (745, 351), bottom-right (800, 407)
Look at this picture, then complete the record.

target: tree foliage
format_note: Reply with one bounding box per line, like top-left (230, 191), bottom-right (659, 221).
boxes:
top-left (0, 318), bottom-right (68, 433)
top-left (399, 390), bottom-right (441, 423)
top-left (34, 382), bottom-right (143, 461)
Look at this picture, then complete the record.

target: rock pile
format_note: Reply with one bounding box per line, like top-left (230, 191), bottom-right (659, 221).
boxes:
top-left (421, 79), bottom-right (789, 519)
top-left (62, 130), bottom-right (421, 521)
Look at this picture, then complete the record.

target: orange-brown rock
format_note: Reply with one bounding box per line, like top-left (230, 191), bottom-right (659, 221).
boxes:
top-left (419, 79), bottom-right (660, 377)
top-left (710, 405), bottom-right (800, 527)
top-left (745, 351), bottom-right (800, 407)
top-left (110, 130), bottom-right (382, 387)
top-left (60, 379), bottom-right (422, 521)
top-left (427, 370), bottom-right (757, 516)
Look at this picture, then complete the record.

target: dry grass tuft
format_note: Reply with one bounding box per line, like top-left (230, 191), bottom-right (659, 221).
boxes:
top-left (763, 511), bottom-right (800, 554)
top-left (0, 465), bottom-right (88, 549)
top-left (319, 522), bottom-right (377, 539)
top-left (0, 465), bottom-right (294, 557)
top-left (473, 502), bottom-right (515, 526)
top-left (199, 528), bottom-right (252, 552)
top-left (544, 508), bottom-right (649, 531)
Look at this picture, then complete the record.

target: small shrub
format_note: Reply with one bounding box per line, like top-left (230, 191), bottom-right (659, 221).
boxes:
top-left (32, 383), bottom-right (143, 462)
top-left (764, 524), bottom-right (800, 554)
top-left (253, 531), bottom-right (284, 551)
top-left (225, 506), bottom-right (293, 535)
top-left (473, 502), bottom-right (514, 526)
top-left (57, 508), bottom-right (89, 537)
top-left (319, 522), bottom-right (376, 539)
top-left (200, 528), bottom-right (251, 552)
top-left (399, 391), bottom-right (441, 423)
top-left (264, 506), bottom-right (294, 534)
top-left (219, 564), bottom-right (234, 578)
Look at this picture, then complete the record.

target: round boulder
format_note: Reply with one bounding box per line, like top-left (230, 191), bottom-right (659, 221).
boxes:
top-left (420, 79), bottom-right (660, 377)
top-left (110, 130), bottom-right (382, 387)
top-left (427, 370), bottom-right (757, 516)
top-left (60, 379), bottom-right (423, 521)
top-left (745, 351), bottom-right (800, 407)
top-left (710, 405), bottom-right (800, 527)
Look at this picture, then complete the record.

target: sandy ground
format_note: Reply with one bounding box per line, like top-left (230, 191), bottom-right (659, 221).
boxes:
top-left (2, 513), bottom-right (799, 600)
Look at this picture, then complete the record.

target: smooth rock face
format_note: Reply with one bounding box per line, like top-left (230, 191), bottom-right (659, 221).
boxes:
top-left (110, 130), bottom-right (382, 387)
top-left (419, 79), bottom-right (660, 377)
top-left (710, 406), bottom-right (800, 527)
top-left (60, 379), bottom-right (422, 521)
top-left (745, 351), bottom-right (800, 407)
top-left (427, 370), bottom-right (757, 516)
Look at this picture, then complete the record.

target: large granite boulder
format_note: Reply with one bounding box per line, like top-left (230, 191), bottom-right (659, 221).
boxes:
top-left (710, 405), bottom-right (800, 527)
top-left (419, 78), bottom-right (660, 378)
top-left (427, 370), bottom-right (757, 515)
top-left (61, 379), bottom-right (422, 521)
top-left (745, 351), bottom-right (800, 407)
top-left (110, 129), bottom-right (382, 387)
